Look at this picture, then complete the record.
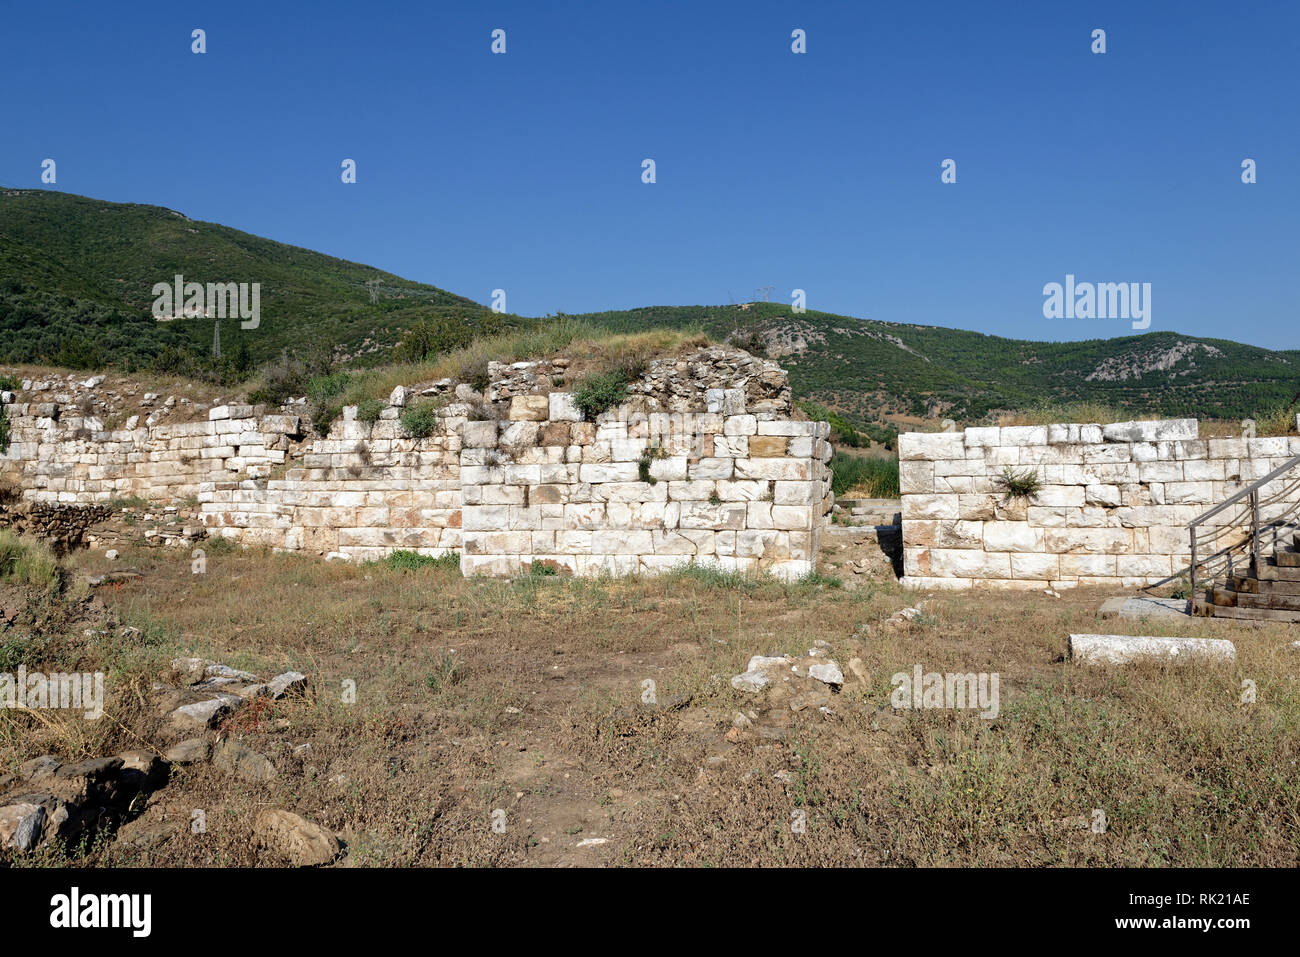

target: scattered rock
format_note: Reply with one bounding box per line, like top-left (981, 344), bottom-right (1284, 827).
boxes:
top-left (212, 741), bottom-right (277, 783)
top-left (163, 738), bottom-right (210, 765)
top-left (807, 661), bottom-right (844, 688)
top-left (253, 809), bottom-right (340, 866)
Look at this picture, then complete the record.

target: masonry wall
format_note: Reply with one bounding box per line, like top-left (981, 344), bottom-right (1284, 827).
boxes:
top-left (459, 392), bottom-right (833, 579)
top-left (1, 394), bottom-right (302, 502)
top-left (199, 404), bottom-right (464, 560)
top-left (899, 419), bottom-right (1300, 589)
top-left (3, 371), bottom-right (831, 578)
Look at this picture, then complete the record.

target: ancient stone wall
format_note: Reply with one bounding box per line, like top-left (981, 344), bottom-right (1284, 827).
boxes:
top-left (899, 419), bottom-right (1300, 589)
top-left (459, 392), bottom-right (832, 579)
top-left (199, 403), bottom-right (465, 560)
top-left (2, 386), bottom-right (303, 503)
top-left (3, 347), bottom-right (832, 578)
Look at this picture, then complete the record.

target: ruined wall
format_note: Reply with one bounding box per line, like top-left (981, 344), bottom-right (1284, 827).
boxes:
top-left (199, 403), bottom-right (464, 560)
top-left (459, 392), bottom-right (832, 579)
top-left (4, 347), bottom-right (830, 578)
top-left (1, 386), bottom-right (302, 503)
top-left (899, 419), bottom-right (1300, 589)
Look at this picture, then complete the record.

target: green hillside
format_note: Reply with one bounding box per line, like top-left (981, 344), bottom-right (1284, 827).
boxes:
top-left (3, 187), bottom-right (1297, 429)
top-left (0, 187), bottom-right (495, 372)
top-left (576, 304), bottom-right (1300, 425)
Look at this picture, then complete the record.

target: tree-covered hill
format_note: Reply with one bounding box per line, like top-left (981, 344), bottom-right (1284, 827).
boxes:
top-left (575, 304), bottom-right (1300, 424)
top-left (4, 188), bottom-right (1297, 427)
top-left (0, 188), bottom-right (493, 371)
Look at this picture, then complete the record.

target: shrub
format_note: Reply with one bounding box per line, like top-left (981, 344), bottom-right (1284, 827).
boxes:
top-left (994, 466), bottom-right (1042, 501)
top-left (572, 371), bottom-right (628, 419)
top-left (400, 401), bottom-right (439, 438)
top-left (357, 398), bottom-right (384, 424)
top-left (0, 407), bottom-right (9, 454)
top-left (0, 529), bottom-right (60, 592)
top-left (311, 402), bottom-right (341, 436)
top-left (830, 452), bottom-right (899, 498)
top-left (377, 550), bottom-right (459, 571)
top-left (1254, 401), bottom-right (1297, 437)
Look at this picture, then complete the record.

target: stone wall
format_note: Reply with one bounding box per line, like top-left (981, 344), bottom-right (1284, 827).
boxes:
top-left (1, 390), bottom-right (303, 503)
top-left (459, 393), bottom-right (832, 579)
top-left (199, 403), bottom-right (465, 561)
top-left (3, 347), bottom-right (832, 579)
top-left (899, 419), bottom-right (1300, 589)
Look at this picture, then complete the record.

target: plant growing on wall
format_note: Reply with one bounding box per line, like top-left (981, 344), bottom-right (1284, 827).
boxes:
top-left (994, 466), bottom-right (1042, 501)
top-left (400, 401), bottom-right (439, 439)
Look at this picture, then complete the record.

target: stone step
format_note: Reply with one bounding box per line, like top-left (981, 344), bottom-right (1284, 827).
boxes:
top-left (1274, 547), bottom-right (1300, 568)
top-left (1209, 587), bottom-right (1238, 607)
top-left (823, 524), bottom-right (899, 545)
top-left (1255, 558), bottom-right (1300, 582)
top-left (1208, 604), bottom-right (1300, 623)
top-left (1236, 591), bottom-right (1300, 612)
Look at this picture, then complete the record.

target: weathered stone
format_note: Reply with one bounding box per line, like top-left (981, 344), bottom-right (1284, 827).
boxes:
top-left (253, 809), bottom-right (341, 866)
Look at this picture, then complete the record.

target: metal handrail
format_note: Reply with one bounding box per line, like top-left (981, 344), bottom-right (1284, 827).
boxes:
top-left (1187, 453), bottom-right (1300, 612)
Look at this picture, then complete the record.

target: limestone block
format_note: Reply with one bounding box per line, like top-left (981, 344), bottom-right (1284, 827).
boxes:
top-left (508, 395), bottom-right (549, 421)
top-left (901, 493), bottom-right (959, 520)
top-left (982, 522), bottom-right (1042, 552)
top-left (714, 435), bottom-right (748, 457)
top-left (689, 458), bottom-right (734, 480)
top-left (734, 458), bottom-right (809, 481)
top-left (679, 501), bottom-right (747, 530)
top-left (746, 501), bottom-right (773, 528)
top-left (1000, 426), bottom-right (1048, 446)
top-left (773, 481), bottom-right (816, 505)
top-left (462, 420), bottom-right (497, 449)
top-left (1010, 553), bottom-right (1060, 580)
top-left (771, 505), bottom-right (812, 530)
top-left (756, 420), bottom-right (816, 437)
top-left (667, 480), bottom-right (717, 500)
top-left (899, 432), bottom-right (964, 461)
top-left (722, 415), bottom-right (757, 436)
top-left (1102, 419), bottom-right (1197, 443)
top-left (964, 427), bottom-right (1001, 447)
top-left (929, 549), bottom-right (1011, 578)
top-left (747, 435), bottom-right (788, 457)
top-left (579, 462), bottom-right (638, 484)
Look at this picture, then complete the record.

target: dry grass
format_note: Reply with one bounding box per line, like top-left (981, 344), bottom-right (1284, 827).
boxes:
top-left (2, 544), bottom-right (1297, 868)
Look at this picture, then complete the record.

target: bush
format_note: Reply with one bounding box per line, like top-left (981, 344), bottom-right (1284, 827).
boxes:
top-left (830, 453), bottom-right (899, 498)
top-left (400, 401), bottom-right (439, 438)
top-left (376, 550), bottom-right (459, 572)
top-left (573, 371), bottom-right (628, 419)
top-left (994, 466), bottom-right (1042, 500)
top-left (357, 398), bottom-right (384, 424)
top-left (0, 529), bottom-right (60, 592)
top-left (0, 407), bottom-right (9, 454)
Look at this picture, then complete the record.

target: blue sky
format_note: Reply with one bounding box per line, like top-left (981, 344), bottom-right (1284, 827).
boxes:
top-left (4, 0), bottom-right (1297, 347)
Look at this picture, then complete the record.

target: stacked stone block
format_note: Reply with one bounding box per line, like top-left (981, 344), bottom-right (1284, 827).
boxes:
top-left (459, 388), bottom-right (832, 580)
top-left (900, 419), bottom-right (1300, 589)
top-left (1, 394), bottom-right (301, 503)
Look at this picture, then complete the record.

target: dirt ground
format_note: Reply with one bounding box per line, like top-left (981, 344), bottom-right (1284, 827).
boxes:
top-left (2, 539), bottom-right (1297, 868)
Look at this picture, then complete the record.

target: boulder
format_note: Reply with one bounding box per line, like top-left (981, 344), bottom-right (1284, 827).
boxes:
top-left (253, 809), bottom-right (340, 866)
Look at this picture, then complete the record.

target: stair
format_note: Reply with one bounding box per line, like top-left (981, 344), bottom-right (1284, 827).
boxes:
top-left (1200, 530), bottom-right (1300, 622)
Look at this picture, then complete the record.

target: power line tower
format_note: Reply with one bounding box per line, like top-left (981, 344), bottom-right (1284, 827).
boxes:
top-left (366, 278), bottom-right (381, 304)
top-left (211, 317), bottom-right (221, 359)
top-left (755, 284), bottom-right (774, 303)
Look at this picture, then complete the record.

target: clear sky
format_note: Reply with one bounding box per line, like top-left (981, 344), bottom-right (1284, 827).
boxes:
top-left (3, 0), bottom-right (1297, 347)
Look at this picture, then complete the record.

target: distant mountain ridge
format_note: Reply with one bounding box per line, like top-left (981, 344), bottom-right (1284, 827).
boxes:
top-left (3, 188), bottom-right (1298, 425)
